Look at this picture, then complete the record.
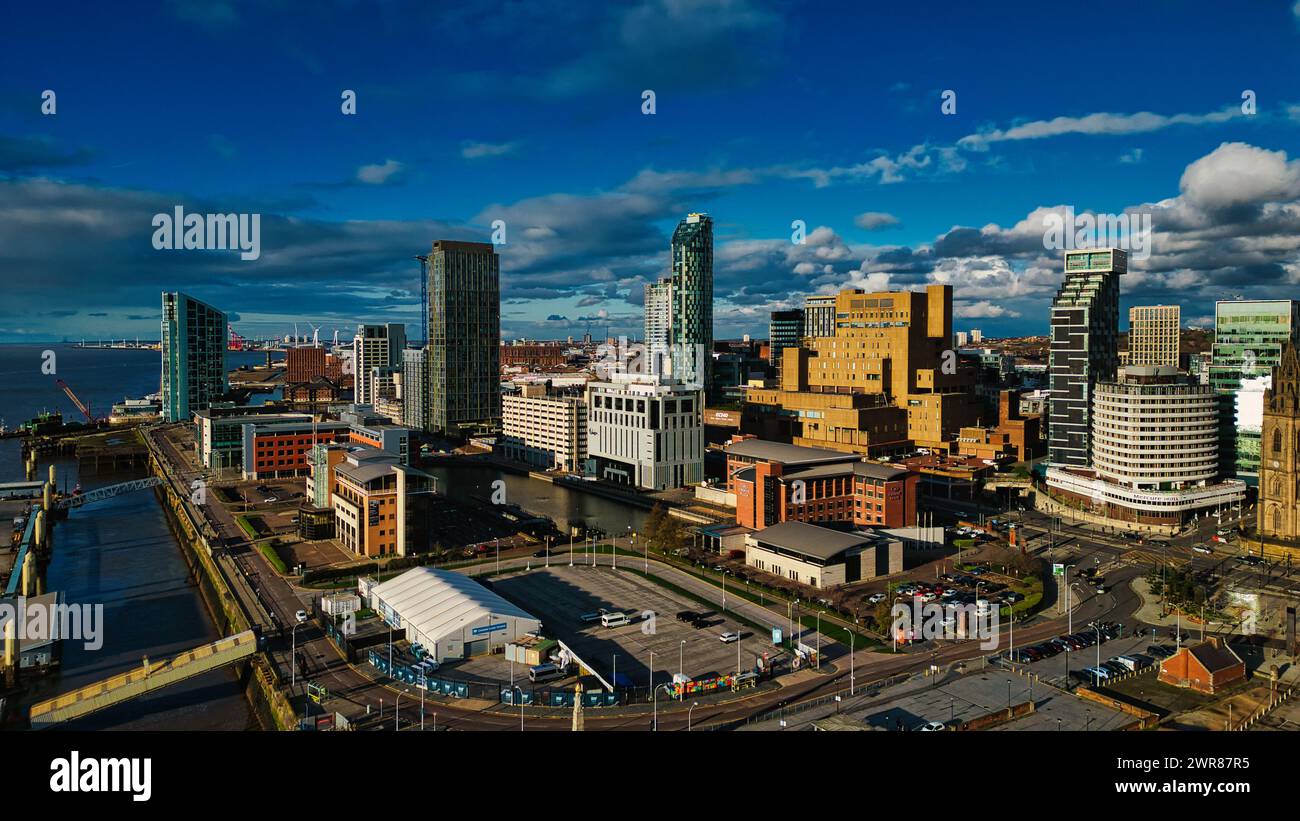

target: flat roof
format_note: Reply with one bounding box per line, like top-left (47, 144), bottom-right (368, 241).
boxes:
top-left (783, 461), bottom-right (910, 482)
top-left (372, 567), bottom-right (539, 644)
top-left (751, 521), bottom-right (875, 561)
top-left (724, 439), bottom-right (859, 466)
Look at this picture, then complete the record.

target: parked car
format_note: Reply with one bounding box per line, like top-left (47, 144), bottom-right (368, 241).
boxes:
top-left (917, 721), bottom-right (946, 731)
top-left (676, 610), bottom-right (700, 622)
top-left (263, 496), bottom-right (279, 503)
top-left (1193, 545), bottom-right (1212, 555)
top-left (867, 593), bottom-right (887, 604)
top-left (719, 632), bottom-right (740, 644)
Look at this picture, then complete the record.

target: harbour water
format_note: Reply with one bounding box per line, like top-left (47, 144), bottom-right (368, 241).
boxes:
top-left (0, 344), bottom-right (652, 729)
top-left (1, 344), bottom-right (262, 729)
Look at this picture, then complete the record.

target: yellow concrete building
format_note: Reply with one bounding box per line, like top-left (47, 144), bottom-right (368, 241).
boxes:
top-left (743, 284), bottom-right (981, 452)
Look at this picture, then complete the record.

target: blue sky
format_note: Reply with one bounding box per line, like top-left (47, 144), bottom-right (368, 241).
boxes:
top-left (3, 0), bottom-right (1300, 342)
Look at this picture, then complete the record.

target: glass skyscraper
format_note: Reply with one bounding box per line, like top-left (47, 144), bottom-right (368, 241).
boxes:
top-left (1048, 249), bottom-right (1125, 467)
top-left (1210, 299), bottom-right (1300, 479)
top-left (768, 308), bottom-right (803, 379)
top-left (161, 292), bottom-right (228, 423)
top-left (427, 240), bottom-right (501, 436)
top-left (669, 213), bottom-right (713, 392)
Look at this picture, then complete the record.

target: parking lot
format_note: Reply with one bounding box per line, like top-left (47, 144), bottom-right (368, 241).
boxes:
top-left (999, 621), bottom-right (1182, 690)
top-left (490, 565), bottom-right (787, 691)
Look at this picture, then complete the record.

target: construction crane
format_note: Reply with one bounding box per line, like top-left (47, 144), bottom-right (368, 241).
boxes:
top-left (228, 328), bottom-right (246, 351)
top-left (55, 378), bottom-right (96, 423)
top-left (414, 255), bottom-right (429, 346)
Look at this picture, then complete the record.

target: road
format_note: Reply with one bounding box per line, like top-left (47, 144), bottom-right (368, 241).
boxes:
top-left (140, 423), bottom-right (1280, 730)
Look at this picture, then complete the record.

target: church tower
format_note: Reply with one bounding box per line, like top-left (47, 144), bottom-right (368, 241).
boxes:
top-left (1258, 340), bottom-right (1300, 540)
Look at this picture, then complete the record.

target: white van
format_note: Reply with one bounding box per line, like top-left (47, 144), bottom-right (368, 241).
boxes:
top-left (601, 612), bottom-right (631, 628)
top-left (528, 663), bottom-right (565, 683)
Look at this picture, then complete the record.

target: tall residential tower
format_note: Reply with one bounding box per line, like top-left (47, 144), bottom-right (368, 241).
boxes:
top-left (161, 292), bottom-right (228, 423)
top-left (426, 239), bottom-right (501, 436)
top-left (668, 213), bottom-right (713, 391)
top-left (1048, 249), bottom-right (1126, 467)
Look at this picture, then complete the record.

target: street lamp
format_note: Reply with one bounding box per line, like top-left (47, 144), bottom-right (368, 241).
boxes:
top-left (688, 701), bottom-right (699, 731)
top-left (653, 683), bottom-right (672, 731)
top-left (290, 610), bottom-right (307, 690)
top-left (395, 689), bottom-right (403, 731)
top-left (816, 610), bottom-right (823, 669)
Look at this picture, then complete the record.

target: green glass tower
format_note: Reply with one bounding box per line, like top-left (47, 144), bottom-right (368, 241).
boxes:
top-left (1210, 299), bottom-right (1300, 479)
top-left (669, 212), bottom-right (713, 393)
top-left (161, 292), bottom-right (228, 423)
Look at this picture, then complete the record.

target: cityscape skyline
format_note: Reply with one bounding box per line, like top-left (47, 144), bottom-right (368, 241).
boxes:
top-left (4, 2), bottom-right (1300, 343)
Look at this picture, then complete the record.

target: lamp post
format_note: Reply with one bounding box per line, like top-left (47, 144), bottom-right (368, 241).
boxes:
top-left (816, 610), bottom-right (823, 669)
top-left (679, 640), bottom-right (686, 701)
top-left (495, 537), bottom-right (500, 575)
top-left (395, 689), bottom-right (403, 731)
top-left (652, 683), bottom-right (672, 731)
top-left (290, 620), bottom-right (305, 690)
top-left (688, 701), bottom-right (699, 731)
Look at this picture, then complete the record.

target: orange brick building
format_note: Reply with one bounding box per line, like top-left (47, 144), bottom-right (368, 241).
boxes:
top-left (725, 436), bottom-right (916, 531)
top-left (1156, 637), bottom-right (1245, 694)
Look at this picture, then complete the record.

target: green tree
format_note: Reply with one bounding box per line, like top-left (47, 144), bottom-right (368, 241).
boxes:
top-left (644, 504), bottom-right (667, 551)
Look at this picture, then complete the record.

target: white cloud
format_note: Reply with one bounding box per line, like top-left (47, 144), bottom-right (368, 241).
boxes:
top-left (461, 141), bottom-right (520, 159)
top-left (958, 106), bottom-right (1241, 149)
top-left (956, 300), bottom-right (1020, 319)
top-left (356, 159), bottom-right (404, 185)
top-left (1178, 142), bottom-right (1300, 214)
top-left (854, 211), bottom-right (901, 231)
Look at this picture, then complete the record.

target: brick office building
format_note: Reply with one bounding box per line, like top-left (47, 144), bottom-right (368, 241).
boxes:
top-left (725, 436), bottom-right (916, 531)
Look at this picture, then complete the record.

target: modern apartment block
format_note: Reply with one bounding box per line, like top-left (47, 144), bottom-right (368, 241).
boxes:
top-left (768, 309), bottom-right (803, 378)
top-left (586, 374), bottom-right (703, 489)
top-left (400, 347), bottom-right (429, 431)
top-left (742, 284), bottom-right (979, 453)
top-left (161, 292), bottom-right (228, 422)
top-left (803, 294), bottom-right (836, 339)
top-left (1048, 249), bottom-right (1126, 467)
top-left (1210, 299), bottom-right (1300, 479)
top-left (498, 383), bottom-right (588, 472)
top-left (426, 239), bottom-right (501, 436)
top-left (353, 323), bottom-right (406, 406)
top-left (644, 279), bottom-right (671, 374)
top-left (668, 213), bottom-right (713, 391)
top-left (1046, 365), bottom-right (1244, 526)
top-left (1128, 305), bottom-right (1180, 367)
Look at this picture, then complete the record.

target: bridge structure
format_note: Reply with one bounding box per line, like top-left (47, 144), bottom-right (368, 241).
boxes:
top-left (28, 630), bottom-right (259, 728)
top-left (55, 476), bottom-right (166, 510)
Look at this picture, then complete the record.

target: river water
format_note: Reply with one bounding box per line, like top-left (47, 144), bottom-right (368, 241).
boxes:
top-left (0, 345), bottom-right (654, 728)
top-left (1, 344), bottom-right (263, 730)
top-left (424, 464), bottom-right (650, 537)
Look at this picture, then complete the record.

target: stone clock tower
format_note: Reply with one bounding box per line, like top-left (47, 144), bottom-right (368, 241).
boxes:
top-left (1258, 341), bottom-right (1300, 540)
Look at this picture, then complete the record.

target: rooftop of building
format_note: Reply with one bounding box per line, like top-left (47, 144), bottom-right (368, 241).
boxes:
top-left (723, 437), bottom-right (861, 466)
top-left (750, 521), bottom-right (888, 561)
top-left (782, 461), bottom-right (912, 483)
top-left (1184, 639), bottom-right (1244, 674)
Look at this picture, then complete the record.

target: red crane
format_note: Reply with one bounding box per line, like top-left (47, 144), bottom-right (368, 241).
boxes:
top-left (228, 328), bottom-right (246, 351)
top-left (55, 378), bottom-right (96, 423)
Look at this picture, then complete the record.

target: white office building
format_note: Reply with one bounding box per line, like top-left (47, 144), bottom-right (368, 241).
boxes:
top-left (586, 373), bottom-right (703, 490)
top-left (499, 384), bottom-right (588, 472)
